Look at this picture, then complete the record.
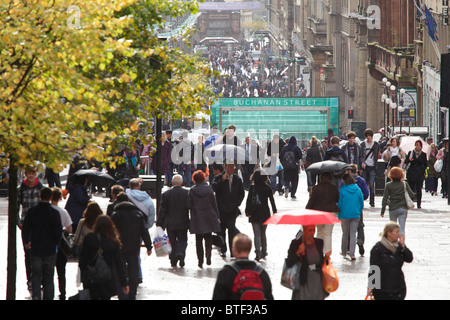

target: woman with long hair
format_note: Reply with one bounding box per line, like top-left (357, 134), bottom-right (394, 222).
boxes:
top-left (245, 169), bottom-right (277, 261)
top-left (79, 215), bottom-right (129, 300)
top-left (381, 167), bottom-right (415, 235)
top-left (404, 140), bottom-right (427, 208)
top-left (73, 202), bottom-right (103, 250)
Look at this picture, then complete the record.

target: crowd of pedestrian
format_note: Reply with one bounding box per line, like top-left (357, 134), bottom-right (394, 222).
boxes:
top-left (16, 122), bottom-right (450, 301)
top-left (203, 40), bottom-right (308, 98)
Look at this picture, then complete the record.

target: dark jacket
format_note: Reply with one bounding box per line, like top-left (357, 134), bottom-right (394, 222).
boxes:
top-left (211, 172), bottom-right (245, 216)
top-left (341, 141), bottom-right (364, 168)
top-left (280, 136), bottom-right (303, 172)
top-left (306, 182), bottom-right (340, 213)
top-left (157, 186), bottom-right (190, 231)
top-left (65, 183), bottom-right (90, 225)
top-left (405, 150), bottom-right (428, 182)
top-left (212, 258), bottom-right (274, 300)
top-left (22, 202), bottom-right (62, 257)
top-left (286, 237), bottom-right (325, 287)
top-left (306, 143), bottom-right (323, 164)
top-left (245, 183), bottom-right (277, 223)
top-left (361, 140), bottom-right (380, 170)
top-left (186, 182), bottom-right (221, 234)
top-left (79, 232), bottom-right (128, 299)
top-left (111, 201), bottom-right (152, 254)
top-left (369, 241), bottom-right (413, 294)
top-left (324, 146), bottom-right (348, 163)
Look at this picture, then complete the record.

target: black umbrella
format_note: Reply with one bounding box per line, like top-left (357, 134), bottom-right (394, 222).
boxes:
top-left (305, 160), bottom-right (352, 173)
top-left (72, 169), bottom-right (115, 189)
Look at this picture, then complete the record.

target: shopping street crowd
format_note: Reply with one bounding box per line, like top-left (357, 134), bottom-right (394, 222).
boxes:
top-left (204, 40), bottom-right (309, 98)
top-left (12, 123), bottom-right (448, 300)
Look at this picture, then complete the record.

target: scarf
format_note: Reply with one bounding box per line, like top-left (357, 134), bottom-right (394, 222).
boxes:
top-left (380, 237), bottom-right (399, 254)
top-left (413, 149), bottom-right (422, 158)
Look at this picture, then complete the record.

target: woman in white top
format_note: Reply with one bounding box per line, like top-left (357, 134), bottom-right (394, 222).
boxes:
top-left (382, 137), bottom-right (406, 179)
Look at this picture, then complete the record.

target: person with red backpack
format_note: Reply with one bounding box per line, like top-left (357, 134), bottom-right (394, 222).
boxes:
top-left (212, 234), bottom-right (273, 300)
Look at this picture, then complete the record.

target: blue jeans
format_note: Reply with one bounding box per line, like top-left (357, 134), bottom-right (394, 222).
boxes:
top-left (31, 254), bottom-right (57, 300)
top-left (270, 170), bottom-right (284, 193)
top-left (178, 162), bottom-right (192, 187)
top-left (362, 166), bottom-right (376, 206)
top-left (389, 208), bottom-right (408, 235)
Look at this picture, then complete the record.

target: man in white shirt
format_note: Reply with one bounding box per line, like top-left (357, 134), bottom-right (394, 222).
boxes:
top-left (51, 187), bottom-right (73, 300)
top-left (360, 129), bottom-right (380, 208)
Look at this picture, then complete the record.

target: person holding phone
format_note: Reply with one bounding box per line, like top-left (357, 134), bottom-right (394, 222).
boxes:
top-left (367, 222), bottom-right (413, 300)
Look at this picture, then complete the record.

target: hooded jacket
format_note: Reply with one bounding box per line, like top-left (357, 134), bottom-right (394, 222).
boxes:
top-left (186, 182), bottom-right (221, 234)
top-left (280, 136), bottom-right (303, 171)
top-left (338, 183), bottom-right (364, 219)
top-left (126, 189), bottom-right (155, 228)
top-left (111, 201), bottom-right (152, 254)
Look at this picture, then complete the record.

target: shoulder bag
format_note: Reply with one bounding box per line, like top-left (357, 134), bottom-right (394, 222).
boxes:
top-left (84, 235), bottom-right (112, 285)
top-left (403, 181), bottom-right (415, 210)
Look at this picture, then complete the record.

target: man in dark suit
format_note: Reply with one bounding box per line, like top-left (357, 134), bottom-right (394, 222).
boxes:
top-left (156, 174), bottom-right (190, 267)
top-left (211, 163), bottom-right (245, 258)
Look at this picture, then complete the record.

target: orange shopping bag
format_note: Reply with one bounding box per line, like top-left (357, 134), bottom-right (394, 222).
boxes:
top-left (322, 256), bottom-right (339, 293)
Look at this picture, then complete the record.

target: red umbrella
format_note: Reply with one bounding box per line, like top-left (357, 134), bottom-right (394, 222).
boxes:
top-left (263, 209), bottom-right (341, 226)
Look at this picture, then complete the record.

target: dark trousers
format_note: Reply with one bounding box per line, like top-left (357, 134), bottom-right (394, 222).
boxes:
top-left (167, 229), bottom-right (188, 264)
top-left (284, 169), bottom-right (299, 197)
top-left (362, 166), bottom-right (376, 206)
top-left (219, 213), bottom-right (239, 255)
top-left (118, 251), bottom-right (140, 300)
top-left (195, 233), bottom-right (213, 264)
top-left (31, 254), bottom-right (57, 300)
top-left (242, 162), bottom-right (255, 190)
top-left (56, 249), bottom-right (68, 299)
top-left (407, 179), bottom-right (424, 207)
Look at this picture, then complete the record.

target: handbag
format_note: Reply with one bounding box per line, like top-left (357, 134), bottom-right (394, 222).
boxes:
top-left (84, 236), bottom-right (112, 285)
top-left (322, 256), bottom-right (339, 293)
top-left (247, 185), bottom-right (262, 216)
top-left (403, 181), bottom-right (414, 209)
top-left (152, 226), bottom-right (172, 257)
top-left (59, 230), bottom-right (76, 260)
top-left (280, 259), bottom-right (300, 290)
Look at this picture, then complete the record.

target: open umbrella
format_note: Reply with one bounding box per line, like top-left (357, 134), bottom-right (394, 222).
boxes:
top-left (263, 209), bottom-right (341, 226)
top-left (306, 160), bottom-right (352, 174)
top-left (72, 169), bottom-right (115, 189)
top-left (399, 136), bottom-right (431, 159)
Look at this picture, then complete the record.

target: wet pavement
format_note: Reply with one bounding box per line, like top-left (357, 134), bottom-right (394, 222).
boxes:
top-left (1, 173), bottom-right (450, 300)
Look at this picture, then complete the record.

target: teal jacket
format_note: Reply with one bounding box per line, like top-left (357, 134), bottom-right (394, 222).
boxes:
top-left (338, 184), bottom-right (364, 220)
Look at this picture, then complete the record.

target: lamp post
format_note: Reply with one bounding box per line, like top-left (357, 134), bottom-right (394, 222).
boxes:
top-left (390, 84), bottom-right (397, 134)
top-left (398, 88), bottom-right (406, 134)
top-left (381, 77), bottom-right (388, 136)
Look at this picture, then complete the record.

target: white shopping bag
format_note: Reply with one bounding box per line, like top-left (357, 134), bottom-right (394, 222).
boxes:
top-left (152, 226), bottom-right (172, 257)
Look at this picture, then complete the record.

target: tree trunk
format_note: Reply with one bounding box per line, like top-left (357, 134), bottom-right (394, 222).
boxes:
top-left (6, 159), bottom-right (18, 300)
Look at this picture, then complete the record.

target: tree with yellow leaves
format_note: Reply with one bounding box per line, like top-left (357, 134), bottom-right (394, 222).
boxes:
top-left (0, 0), bottom-right (217, 299)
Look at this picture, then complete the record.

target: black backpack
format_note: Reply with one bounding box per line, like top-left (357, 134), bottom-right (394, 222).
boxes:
top-left (282, 151), bottom-right (297, 169)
